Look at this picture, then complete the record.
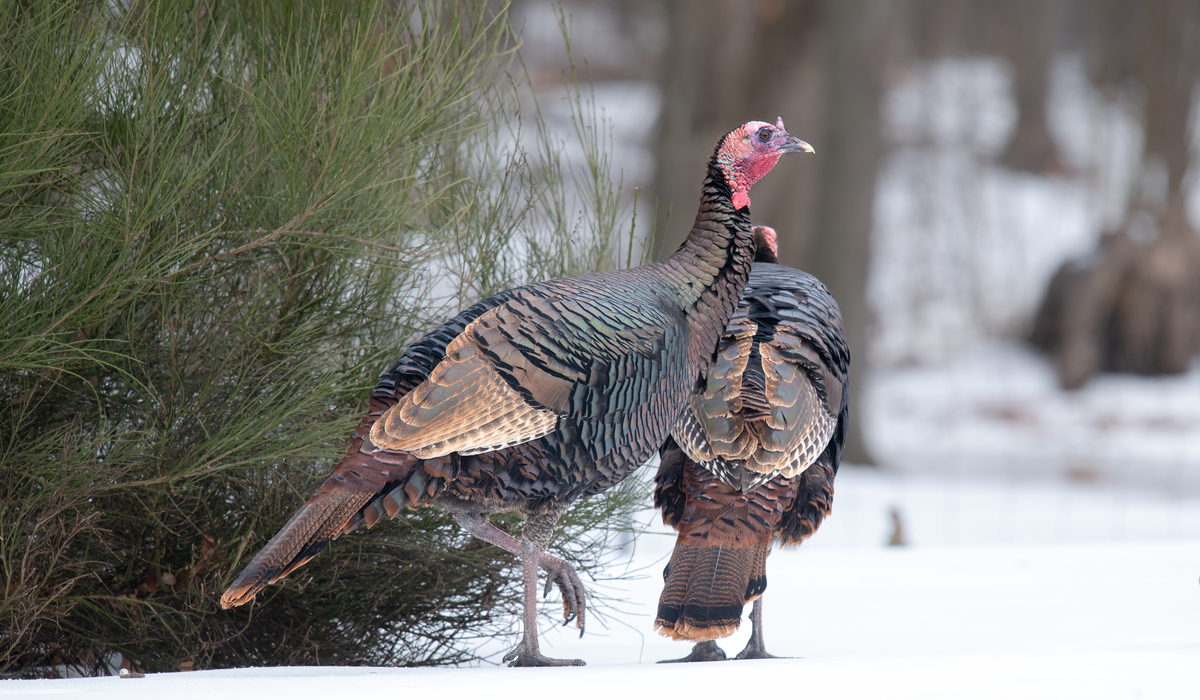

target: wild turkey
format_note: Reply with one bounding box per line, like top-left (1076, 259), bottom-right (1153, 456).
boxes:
top-left (653, 225), bottom-right (849, 661)
top-left (219, 121), bottom-right (813, 667)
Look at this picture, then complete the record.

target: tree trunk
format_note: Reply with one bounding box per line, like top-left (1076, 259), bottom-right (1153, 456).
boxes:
top-left (652, 0), bottom-right (886, 464)
top-left (1106, 197), bottom-right (1200, 375)
top-left (1032, 0), bottom-right (1200, 387)
top-left (804, 0), bottom-right (889, 465)
top-left (995, 0), bottom-right (1067, 174)
top-left (651, 0), bottom-right (824, 261)
top-left (1031, 231), bottom-right (1135, 389)
top-left (651, 0), bottom-right (756, 259)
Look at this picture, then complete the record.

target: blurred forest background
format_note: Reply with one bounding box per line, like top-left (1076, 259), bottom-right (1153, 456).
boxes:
top-left (514, 0), bottom-right (1200, 492)
top-left (4, 0), bottom-right (1200, 680)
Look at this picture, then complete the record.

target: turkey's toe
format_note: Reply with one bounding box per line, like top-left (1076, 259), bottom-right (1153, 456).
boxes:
top-left (507, 650), bottom-right (586, 667)
top-left (539, 555), bottom-right (586, 635)
top-left (734, 647), bottom-right (782, 660)
top-left (659, 640), bottom-right (728, 663)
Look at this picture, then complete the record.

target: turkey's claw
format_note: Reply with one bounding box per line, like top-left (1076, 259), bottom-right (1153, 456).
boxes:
top-left (538, 552), bottom-right (586, 636)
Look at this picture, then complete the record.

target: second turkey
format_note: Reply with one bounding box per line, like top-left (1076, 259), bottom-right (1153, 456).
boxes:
top-left (653, 225), bottom-right (850, 661)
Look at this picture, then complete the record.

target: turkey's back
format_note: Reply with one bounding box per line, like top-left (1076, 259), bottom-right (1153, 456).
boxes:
top-left (671, 263), bottom-right (849, 492)
top-left (441, 268), bottom-right (696, 509)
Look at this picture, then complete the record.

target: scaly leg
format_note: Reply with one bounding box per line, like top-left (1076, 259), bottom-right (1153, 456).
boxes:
top-left (502, 539), bottom-right (585, 667)
top-left (455, 512), bottom-right (586, 629)
top-left (735, 598), bottom-right (780, 660)
top-left (658, 640), bottom-right (728, 663)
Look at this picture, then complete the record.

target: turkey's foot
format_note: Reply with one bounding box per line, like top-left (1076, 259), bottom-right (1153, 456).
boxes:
top-left (503, 642), bottom-right (585, 667)
top-left (658, 640), bottom-right (728, 663)
top-left (454, 512), bottom-right (587, 635)
top-left (505, 539), bottom-right (585, 667)
top-left (735, 599), bottom-right (786, 659)
top-left (734, 643), bottom-right (782, 660)
top-left (540, 552), bottom-right (586, 635)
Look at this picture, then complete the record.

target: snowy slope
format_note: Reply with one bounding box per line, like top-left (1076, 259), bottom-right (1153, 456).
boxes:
top-left (7, 470), bottom-right (1199, 699)
top-left (7, 648), bottom-right (1196, 700)
top-left (868, 342), bottom-right (1200, 493)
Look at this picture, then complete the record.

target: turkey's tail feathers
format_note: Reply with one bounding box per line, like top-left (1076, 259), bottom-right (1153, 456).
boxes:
top-left (221, 395), bottom-right (446, 609)
top-left (654, 538), bottom-right (770, 641)
top-left (652, 460), bottom-right (790, 641)
top-left (220, 490), bottom-right (374, 608)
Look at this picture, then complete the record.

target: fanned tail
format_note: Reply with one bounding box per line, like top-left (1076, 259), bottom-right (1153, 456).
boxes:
top-left (651, 414), bottom-right (841, 640)
top-left (652, 453), bottom-right (792, 641)
top-left (654, 538), bottom-right (770, 641)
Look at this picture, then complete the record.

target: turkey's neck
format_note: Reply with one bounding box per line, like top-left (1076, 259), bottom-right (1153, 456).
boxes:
top-left (666, 160), bottom-right (756, 355)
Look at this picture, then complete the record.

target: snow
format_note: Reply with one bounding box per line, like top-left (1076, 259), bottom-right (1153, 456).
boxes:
top-left (8, 649), bottom-right (1197, 700)
top-left (868, 341), bottom-right (1200, 494)
top-left (866, 55), bottom-right (1200, 505)
top-left (9, 470), bottom-right (1199, 699)
top-left (871, 56), bottom-right (1146, 365)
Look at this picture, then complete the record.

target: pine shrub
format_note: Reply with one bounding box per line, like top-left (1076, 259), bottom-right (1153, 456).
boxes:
top-left (0, 0), bottom-right (644, 675)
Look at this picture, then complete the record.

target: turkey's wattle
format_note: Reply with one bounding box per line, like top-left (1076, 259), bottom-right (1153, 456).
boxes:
top-left (219, 121), bottom-right (812, 668)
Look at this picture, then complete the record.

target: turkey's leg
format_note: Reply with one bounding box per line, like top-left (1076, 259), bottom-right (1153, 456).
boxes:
top-left (455, 512), bottom-right (586, 628)
top-left (658, 640), bottom-right (728, 663)
top-left (502, 540), bottom-right (586, 667)
top-left (735, 598), bottom-right (780, 660)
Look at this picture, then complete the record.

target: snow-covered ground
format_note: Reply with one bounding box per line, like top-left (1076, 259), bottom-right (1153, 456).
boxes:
top-left (10, 469), bottom-right (1198, 699)
top-left (870, 55), bottom-right (1150, 366)
top-left (10, 647), bottom-right (1195, 700)
top-left (868, 341), bottom-right (1200, 495)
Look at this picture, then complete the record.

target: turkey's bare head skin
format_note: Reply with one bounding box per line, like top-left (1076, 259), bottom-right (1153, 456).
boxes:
top-left (715, 118), bottom-right (813, 211)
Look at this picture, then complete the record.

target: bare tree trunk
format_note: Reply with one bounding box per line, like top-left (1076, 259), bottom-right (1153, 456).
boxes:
top-left (651, 0), bottom-right (825, 259)
top-left (652, 0), bottom-right (884, 464)
top-left (733, 0), bottom-right (827, 269)
top-left (1031, 231), bottom-right (1135, 389)
top-left (1107, 199), bottom-right (1200, 375)
top-left (805, 0), bottom-right (889, 465)
top-left (1109, 0), bottom-right (1200, 373)
top-left (994, 0), bottom-right (1067, 174)
top-left (652, 0), bottom-right (756, 259)
top-left (1033, 0), bottom-right (1200, 386)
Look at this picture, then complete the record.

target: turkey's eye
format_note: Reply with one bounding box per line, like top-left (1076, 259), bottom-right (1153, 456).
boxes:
top-left (756, 127), bottom-right (772, 142)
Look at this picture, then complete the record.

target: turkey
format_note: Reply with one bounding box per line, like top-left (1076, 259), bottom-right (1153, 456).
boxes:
top-left (219, 121), bottom-right (813, 667)
top-left (652, 225), bottom-right (849, 662)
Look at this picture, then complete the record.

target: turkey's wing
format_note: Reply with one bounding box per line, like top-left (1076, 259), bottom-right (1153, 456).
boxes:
top-left (745, 325), bottom-right (838, 477)
top-left (371, 284), bottom-right (670, 459)
top-left (370, 331), bottom-right (560, 458)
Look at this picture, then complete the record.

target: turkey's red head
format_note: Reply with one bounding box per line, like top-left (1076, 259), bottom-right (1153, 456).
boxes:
top-left (716, 118), bottom-right (813, 210)
top-left (752, 225), bottom-right (778, 263)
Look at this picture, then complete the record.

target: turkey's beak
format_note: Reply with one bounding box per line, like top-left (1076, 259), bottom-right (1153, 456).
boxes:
top-left (781, 136), bottom-right (814, 154)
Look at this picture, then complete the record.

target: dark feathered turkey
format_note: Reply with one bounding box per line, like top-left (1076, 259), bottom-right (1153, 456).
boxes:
top-left (652, 226), bottom-right (849, 661)
top-left (219, 122), bottom-right (812, 667)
